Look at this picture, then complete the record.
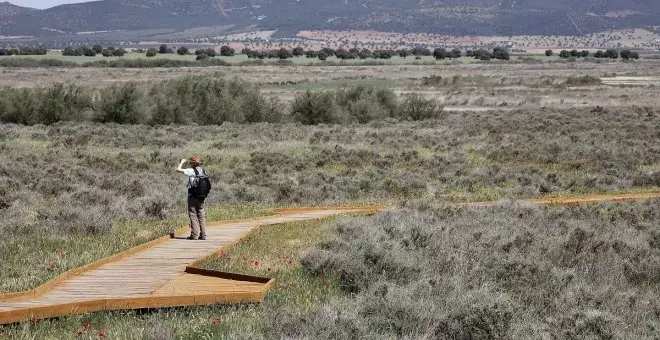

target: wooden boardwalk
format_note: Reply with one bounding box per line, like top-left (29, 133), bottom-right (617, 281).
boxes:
top-left (0, 207), bottom-right (382, 325)
top-left (0, 193), bottom-right (658, 325)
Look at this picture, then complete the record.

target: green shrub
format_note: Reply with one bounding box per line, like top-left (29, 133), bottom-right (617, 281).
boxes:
top-left (0, 58), bottom-right (77, 68)
top-left (38, 83), bottom-right (91, 124)
top-left (0, 87), bottom-right (39, 124)
top-left (399, 93), bottom-right (442, 121)
top-left (335, 86), bottom-right (398, 123)
top-left (291, 91), bottom-right (340, 125)
top-left (97, 82), bottom-right (145, 124)
top-left (0, 84), bottom-right (90, 125)
top-left (151, 76), bottom-right (282, 125)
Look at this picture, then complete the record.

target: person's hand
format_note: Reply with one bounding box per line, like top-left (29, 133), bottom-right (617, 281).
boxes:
top-left (180, 159), bottom-right (187, 163)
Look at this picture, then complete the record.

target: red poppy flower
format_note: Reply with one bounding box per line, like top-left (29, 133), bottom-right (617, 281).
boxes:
top-left (75, 331), bottom-right (83, 336)
top-left (254, 260), bottom-right (260, 266)
top-left (98, 331), bottom-right (106, 337)
top-left (30, 316), bottom-right (37, 322)
top-left (83, 322), bottom-right (89, 330)
top-left (323, 280), bottom-right (329, 286)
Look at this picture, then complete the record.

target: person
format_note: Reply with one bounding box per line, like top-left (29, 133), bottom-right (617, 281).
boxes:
top-left (176, 156), bottom-right (208, 240)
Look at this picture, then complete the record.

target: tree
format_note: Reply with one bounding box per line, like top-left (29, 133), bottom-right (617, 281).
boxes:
top-left (277, 48), bottom-right (293, 59)
top-left (545, 49), bottom-right (553, 57)
top-left (398, 49), bottom-right (410, 58)
top-left (620, 49), bottom-right (632, 60)
top-left (580, 50), bottom-right (589, 58)
top-left (177, 46), bottom-right (189, 55)
top-left (82, 47), bottom-right (96, 57)
top-left (62, 47), bottom-right (77, 56)
top-left (358, 48), bottom-right (371, 59)
top-left (605, 49), bottom-right (619, 59)
top-left (112, 48), bottom-right (125, 57)
top-left (559, 50), bottom-right (571, 58)
top-left (305, 50), bottom-right (318, 58)
top-left (433, 48), bottom-right (447, 60)
top-left (492, 47), bottom-right (509, 60)
top-left (101, 49), bottom-right (113, 57)
top-left (594, 50), bottom-right (605, 58)
top-left (292, 47), bottom-right (304, 57)
top-left (631, 52), bottom-right (640, 60)
top-left (159, 44), bottom-right (168, 54)
top-left (335, 48), bottom-right (349, 59)
top-left (204, 48), bottom-right (216, 57)
top-left (472, 49), bottom-right (492, 60)
top-left (412, 47), bottom-right (431, 56)
top-left (317, 52), bottom-right (328, 61)
top-left (321, 48), bottom-right (335, 57)
top-left (146, 49), bottom-right (157, 57)
top-left (450, 48), bottom-right (462, 59)
top-left (92, 45), bottom-right (103, 55)
top-left (570, 49), bottom-right (579, 57)
top-left (220, 45), bottom-right (234, 57)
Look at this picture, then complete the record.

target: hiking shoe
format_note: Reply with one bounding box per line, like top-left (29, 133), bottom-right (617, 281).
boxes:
top-left (186, 235), bottom-right (198, 240)
top-left (199, 235), bottom-right (207, 240)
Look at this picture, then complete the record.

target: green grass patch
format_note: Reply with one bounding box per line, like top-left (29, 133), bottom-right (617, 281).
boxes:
top-left (0, 217), bottom-right (340, 339)
top-left (0, 204), bottom-right (271, 294)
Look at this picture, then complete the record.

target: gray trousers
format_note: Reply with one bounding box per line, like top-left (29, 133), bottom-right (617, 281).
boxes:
top-left (187, 196), bottom-right (207, 238)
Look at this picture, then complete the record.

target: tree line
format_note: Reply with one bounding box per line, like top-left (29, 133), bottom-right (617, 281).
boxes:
top-left (0, 46), bottom-right (48, 56)
top-left (545, 49), bottom-right (640, 60)
top-left (62, 45), bottom-right (126, 57)
top-left (235, 46), bottom-right (510, 61)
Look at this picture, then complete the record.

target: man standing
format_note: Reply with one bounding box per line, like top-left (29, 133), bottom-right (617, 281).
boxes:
top-left (176, 156), bottom-right (210, 240)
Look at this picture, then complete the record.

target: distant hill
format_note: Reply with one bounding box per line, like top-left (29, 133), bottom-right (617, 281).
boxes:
top-left (0, 0), bottom-right (659, 38)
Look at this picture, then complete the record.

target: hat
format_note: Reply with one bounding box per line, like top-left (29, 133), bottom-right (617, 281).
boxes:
top-left (190, 155), bottom-right (202, 165)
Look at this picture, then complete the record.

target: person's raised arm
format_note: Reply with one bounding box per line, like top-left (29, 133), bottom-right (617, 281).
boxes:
top-left (176, 159), bottom-right (187, 173)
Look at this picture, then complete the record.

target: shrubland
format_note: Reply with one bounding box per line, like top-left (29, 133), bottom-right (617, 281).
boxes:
top-left (0, 69), bottom-right (658, 339)
top-left (292, 201), bottom-right (660, 339)
top-left (0, 105), bottom-right (657, 294)
top-left (0, 77), bottom-right (439, 125)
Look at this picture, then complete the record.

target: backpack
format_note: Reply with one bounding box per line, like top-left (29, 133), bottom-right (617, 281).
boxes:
top-left (189, 167), bottom-right (212, 200)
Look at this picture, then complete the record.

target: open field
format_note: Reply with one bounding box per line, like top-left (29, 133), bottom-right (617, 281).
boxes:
top-left (1, 60), bottom-right (658, 111)
top-left (0, 60), bottom-right (659, 338)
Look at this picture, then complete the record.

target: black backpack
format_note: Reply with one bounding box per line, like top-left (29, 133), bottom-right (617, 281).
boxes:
top-left (189, 167), bottom-right (212, 200)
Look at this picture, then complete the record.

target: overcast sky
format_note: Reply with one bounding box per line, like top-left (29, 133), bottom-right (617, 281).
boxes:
top-left (9, 0), bottom-right (92, 9)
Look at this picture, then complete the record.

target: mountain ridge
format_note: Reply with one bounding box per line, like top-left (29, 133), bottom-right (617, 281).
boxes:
top-left (1, 0), bottom-right (659, 38)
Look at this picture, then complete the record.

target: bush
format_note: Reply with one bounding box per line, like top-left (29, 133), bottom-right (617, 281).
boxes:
top-left (564, 75), bottom-right (601, 86)
top-left (0, 58), bottom-right (77, 68)
top-left (335, 86), bottom-right (398, 123)
top-left (97, 82), bottom-right (145, 124)
top-left (291, 91), bottom-right (340, 125)
top-left (0, 84), bottom-right (90, 125)
top-left (151, 76), bottom-right (282, 125)
top-left (399, 93), bottom-right (442, 121)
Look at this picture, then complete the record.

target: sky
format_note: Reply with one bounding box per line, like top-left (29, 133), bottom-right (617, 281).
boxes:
top-left (9, 0), bottom-right (92, 9)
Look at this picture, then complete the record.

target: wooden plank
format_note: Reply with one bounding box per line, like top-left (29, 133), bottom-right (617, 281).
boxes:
top-left (0, 206), bottom-right (387, 324)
